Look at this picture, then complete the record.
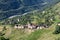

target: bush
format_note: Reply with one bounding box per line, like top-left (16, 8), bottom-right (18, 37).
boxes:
top-left (54, 25), bottom-right (60, 34)
top-left (0, 36), bottom-right (9, 40)
top-left (0, 32), bottom-right (5, 36)
top-left (2, 26), bottom-right (7, 31)
top-left (55, 37), bottom-right (60, 40)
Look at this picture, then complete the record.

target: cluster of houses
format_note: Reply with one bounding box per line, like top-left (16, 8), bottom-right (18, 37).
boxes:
top-left (14, 23), bottom-right (48, 29)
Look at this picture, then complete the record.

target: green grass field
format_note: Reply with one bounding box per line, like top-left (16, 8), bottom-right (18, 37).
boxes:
top-left (0, 23), bottom-right (58, 40)
top-left (0, 22), bottom-right (60, 40)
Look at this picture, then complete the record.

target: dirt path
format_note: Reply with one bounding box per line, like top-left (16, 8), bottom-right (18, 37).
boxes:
top-left (0, 27), bottom-right (3, 32)
top-left (4, 27), bottom-right (12, 37)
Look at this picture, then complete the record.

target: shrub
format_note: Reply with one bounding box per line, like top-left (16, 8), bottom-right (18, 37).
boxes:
top-left (54, 25), bottom-right (60, 34)
top-left (55, 37), bottom-right (60, 40)
top-left (0, 36), bottom-right (9, 40)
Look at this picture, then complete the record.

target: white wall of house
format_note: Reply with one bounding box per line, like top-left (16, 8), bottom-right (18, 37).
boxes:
top-left (58, 23), bottom-right (60, 26)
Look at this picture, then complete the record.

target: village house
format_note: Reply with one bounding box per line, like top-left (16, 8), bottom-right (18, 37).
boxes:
top-left (37, 26), bottom-right (44, 29)
top-left (27, 23), bottom-right (37, 29)
top-left (14, 23), bottom-right (48, 29)
top-left (57, 22), bottom-right (60, 26)
top-left (14, 25), bottom-right (18, 29)
top-left (27, 23), bottom-right (33, 29)
top-left (27, 23), bottom-right (44, 29)
top-left (24, 25), bottom-right (28, 29)
top-left (14, 24), bottom-right (24, 29)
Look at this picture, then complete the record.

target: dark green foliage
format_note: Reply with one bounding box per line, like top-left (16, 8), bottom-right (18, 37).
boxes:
top-left (55, 37), bottom-right (60, 40)
top-left (0, 36), bottom-right (9, 40)
top-left (2, 26), bottom-right (7, 31)
top-left (54, 25), bottom-right (60, 34)
top-left (0, 0), bottom-right (59, 20)
top-left (1, 7), bottom-right (55, 26)
top-left (0, 32), bottom-right (5, 36)
top-left (0, 1), bottom-right (58, 26)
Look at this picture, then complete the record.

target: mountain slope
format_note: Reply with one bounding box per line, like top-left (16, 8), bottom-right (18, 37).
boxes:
top-left (1, 1), bottom-right (60, 25)
top-left (0, 0), bottom-right (60, 20)
top-left (0, 1), bottom-right (60, 40)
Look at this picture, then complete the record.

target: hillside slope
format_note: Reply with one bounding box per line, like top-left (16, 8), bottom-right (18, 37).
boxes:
top-left (0, 1), bottom-right (60, 40)
top-left (0, 0), bottom-right (60, 20)
top-left (10, 2), bottom-right (60, 40)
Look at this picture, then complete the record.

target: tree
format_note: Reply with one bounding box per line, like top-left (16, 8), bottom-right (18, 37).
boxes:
top-left (2, 26), bottom-right (7, 31)
top-left (54, 25), bottom-right (60, 34)
top-left (0, 36), bottom-right (9, 40)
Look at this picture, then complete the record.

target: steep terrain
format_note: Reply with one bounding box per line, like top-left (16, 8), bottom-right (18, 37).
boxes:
top-left (0, 0), bottom-right (60, 20)
top-left (0, 1), bottom-right (60, 40)
top-left (6, 2), bottom-right (60, 40)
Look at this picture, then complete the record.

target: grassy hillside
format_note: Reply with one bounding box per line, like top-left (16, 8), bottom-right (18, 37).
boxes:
top-left (0, 23), bottom-right (58, 40)
top-left (0, 1), bottom-right (60, 40)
